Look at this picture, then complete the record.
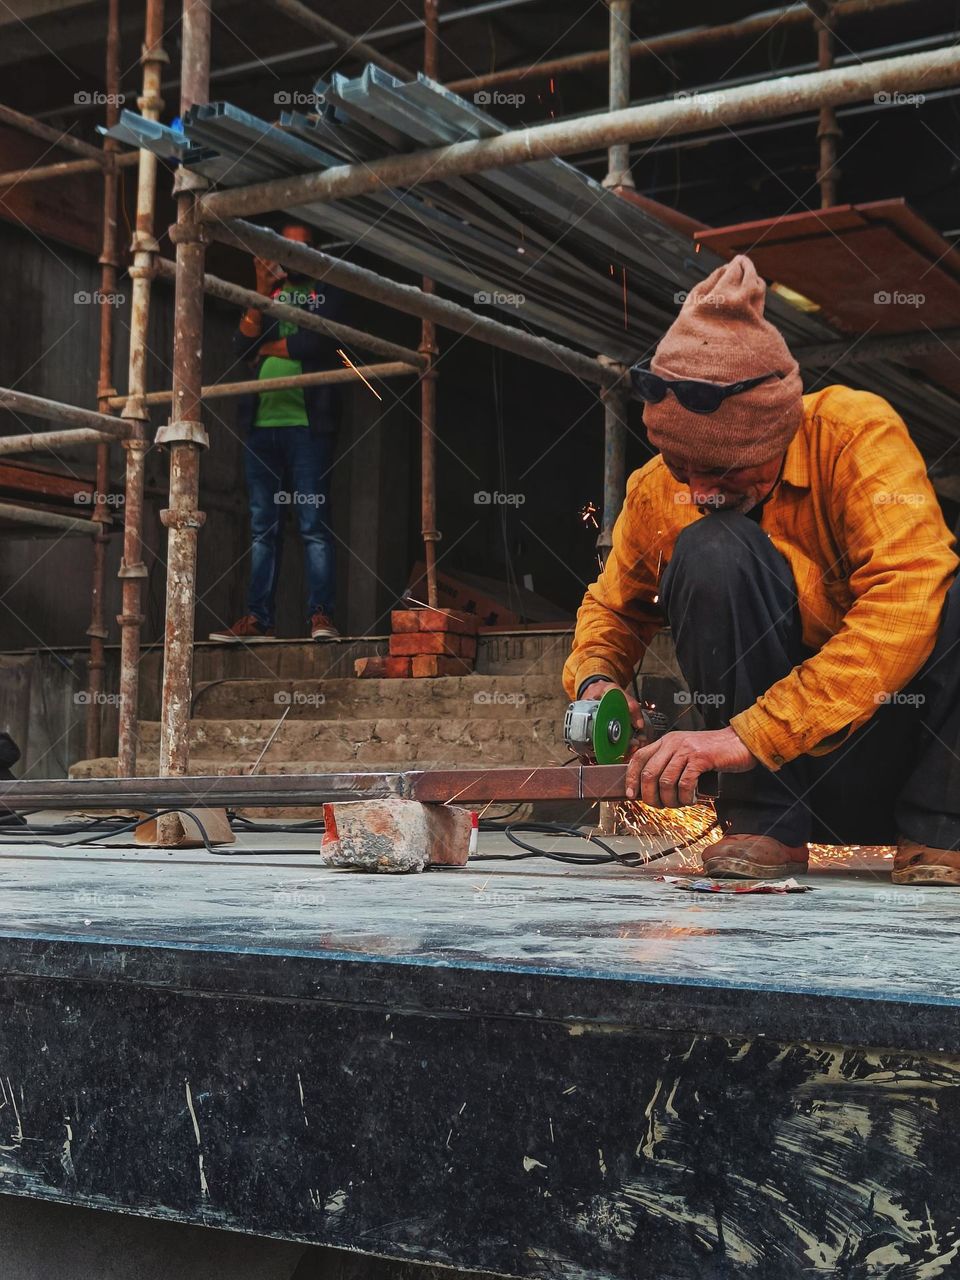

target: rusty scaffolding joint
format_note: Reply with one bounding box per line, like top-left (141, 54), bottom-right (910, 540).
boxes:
top-left (156, 419), bottom-right (208, 448)
top-left (159, 508), bottom-right (206, 531)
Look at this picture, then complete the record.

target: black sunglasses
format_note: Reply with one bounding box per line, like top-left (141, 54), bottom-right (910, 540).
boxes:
top-left (630, 365), bottom-right (783, 415)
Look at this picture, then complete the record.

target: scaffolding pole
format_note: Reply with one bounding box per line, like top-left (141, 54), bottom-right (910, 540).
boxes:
top-left (86, 0), bottom-right (122, 761)
top-left (0, 151), bottom-right (139, 187)
top-left (445, 0), bottom-right (916, 95)
top-left (108, 362), bottom-right (418, 407)
top-left (421, 0), bottom-right (440, 609)
top-left (199, 46), bottom-right (960, 222)
top-left (156, 0), bottom-right (211, 794)
top-left (116, 0), bottom-right (167, 777)
top-left (815, 2), bottom-right (842, 207)
top-left (0, 426), bottom-right (127, 455)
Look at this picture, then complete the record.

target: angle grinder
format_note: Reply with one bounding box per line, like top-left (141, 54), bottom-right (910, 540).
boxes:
top-left (563, 686), bottom-right (718, 797)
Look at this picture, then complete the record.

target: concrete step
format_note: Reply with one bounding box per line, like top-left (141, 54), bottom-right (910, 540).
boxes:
top-left (190, 674), bottom-right (566, 721)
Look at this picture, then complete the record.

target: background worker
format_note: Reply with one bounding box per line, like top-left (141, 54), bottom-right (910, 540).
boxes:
top-left (564, 254), bottom-right (960, 886)
top-left (210, 221), bottom-right (345, 643)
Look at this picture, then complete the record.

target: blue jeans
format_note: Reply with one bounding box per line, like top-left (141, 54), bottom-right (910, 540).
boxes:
top-left (243, 425), bottom-right (335, 627)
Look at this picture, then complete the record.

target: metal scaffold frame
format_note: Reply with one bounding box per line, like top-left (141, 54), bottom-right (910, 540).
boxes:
top-left (0, 0), bottom-right (956, 803)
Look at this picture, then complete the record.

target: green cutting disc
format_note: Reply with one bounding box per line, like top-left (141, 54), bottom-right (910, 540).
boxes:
top-left (592, 687), bottom-right (632, 764)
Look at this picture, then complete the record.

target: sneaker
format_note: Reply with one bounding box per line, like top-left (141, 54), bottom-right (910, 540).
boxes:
top-left (310, 610), bottom-right (339, 640)
top-left (209, 614), bottom-right (276, 643)
top-left (702, 833), bottom-right (809, 879)
top-left (892, 838), bottom-right (960, 886)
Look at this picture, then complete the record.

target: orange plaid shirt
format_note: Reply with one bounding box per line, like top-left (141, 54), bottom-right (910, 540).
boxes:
top-left (563, 384), bottom-right (958, 771)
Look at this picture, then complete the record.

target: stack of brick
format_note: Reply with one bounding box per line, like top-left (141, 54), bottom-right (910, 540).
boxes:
top-left (354, 609), bottom-right (479, 679)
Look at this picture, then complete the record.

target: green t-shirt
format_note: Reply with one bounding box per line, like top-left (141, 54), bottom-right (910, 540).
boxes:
top-left (253, 281), bottom-right (319, 428)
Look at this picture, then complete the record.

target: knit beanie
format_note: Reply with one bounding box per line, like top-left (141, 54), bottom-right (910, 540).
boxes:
top-left (643, 254), bottom-right (803, 469)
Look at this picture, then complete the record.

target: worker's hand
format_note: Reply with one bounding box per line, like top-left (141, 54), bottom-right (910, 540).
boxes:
top-left (254, 256), bottom-right (285, 296)
top-left (625, 725), bottom-right (757, 808)
top-left (579, 679), bottom-right (646, 747)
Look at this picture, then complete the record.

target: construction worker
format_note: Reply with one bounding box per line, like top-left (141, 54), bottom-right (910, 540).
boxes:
top-left (564, 254), bottom-right (960, 885)
top-left (211, 221), bottom-right (344, 643)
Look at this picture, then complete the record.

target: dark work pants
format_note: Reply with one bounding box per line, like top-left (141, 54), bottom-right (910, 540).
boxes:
top-left (659, 512), bottom-right (960, 849)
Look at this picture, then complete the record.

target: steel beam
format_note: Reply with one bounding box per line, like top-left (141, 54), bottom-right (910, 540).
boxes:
top-left (200, 47), bottom-right (960, 222)
top-left (0, 764), bottom-right (628, 811)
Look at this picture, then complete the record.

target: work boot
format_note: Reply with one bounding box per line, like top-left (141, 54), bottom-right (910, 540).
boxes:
top-left (892, 838), bottom-right (960, 886)
top-left (310, 610), bottom-right (339, 640)
top-left (702, 833), bottom-right (809, 879)
top-left (208, 614), bottom-right (276, 643)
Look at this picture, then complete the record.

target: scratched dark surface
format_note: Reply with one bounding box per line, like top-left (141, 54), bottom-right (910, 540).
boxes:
top-left (0, 832), bottom-right (957, 1277)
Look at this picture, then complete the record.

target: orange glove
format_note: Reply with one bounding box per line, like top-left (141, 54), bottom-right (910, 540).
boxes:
top-left (258, 338), bottom-right (289, 359)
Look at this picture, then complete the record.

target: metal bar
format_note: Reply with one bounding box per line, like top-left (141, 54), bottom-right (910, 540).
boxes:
top-left (0, 151), bottom-right (138, 186)
top-left (815, 3), bottom-right (841, 207)
top-left (157, 0), bottom-right (211, 791)
top-left (0, 102), bottom-right (104, 160)
top-left (117, 0), bottom-right (166, 778)
top-left (262, 0), bottom-right (412, 80)
top-left (421, 0), bottom-right (440, 610)
top-left (86, 0), bottom-right (122, 762)
top-left (445, 0), bottom-right (916, 94)
top-left (151, 255), bottom-right (426, 368)
top-left (0, 387), bottom-right (127, 434)
top-left (603, 0), bottom-right (633, 190)
top-left (0, 764), bottom-right (628, 810)
top-left (109, 361), bottom-right (417, 407)
top-left (598, 379), bottom-right (628, 558)
top-left (0, 501), bottom-right (99, 536)
top-left (201, 46), bottom-right (960, 222)
top-left (210, 221), bottom-right (618, 386)
top-left (0, 426), bottom-right (127, 455)
top-left (797, 327), bottom-right (960, 365)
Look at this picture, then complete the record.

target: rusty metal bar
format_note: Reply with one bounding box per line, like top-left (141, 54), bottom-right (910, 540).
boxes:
top-left (109, 361), bottom-right (417, 407)
top-left (156, 0), bottom-right (211, 787)
top-left (262, 0), bottom-right (412, 80)
top-left (0, 501), bottom-right (100, 536)
top-left (598, 378), bottom-right (628, 558)
top-left (150, 255), bottom-right (426, 368)
top-left (815, 3), bottom-right (842, 207)
top-left (0, 763), bottom-right (629, 810)
top-left (0, 387), bottom-right (127, 433)
top-left (421, 0), bottom-right (440, 610)
top-left (0, 426), bottom-right (128, 455)
top-left (209, 221), bottom-right (618, 387)
top-left (0, 151), bottom-right (138, 186)
top-left (445, 0), bottom-right (917, 95)
top-left (603, 0), bottom-right (634, 190)
top-left (116, 0), bottom-right (167, 778)
top-left (0, 102), bottom-right (106, 161)
top-left (86, 0), bottom-right (122, 762)
top-left (201, 46), bottom-right (960, 222)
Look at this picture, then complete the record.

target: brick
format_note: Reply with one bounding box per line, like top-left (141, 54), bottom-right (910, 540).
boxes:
top-left (390, 609), bottom-right (422, 633)
top-left (390, 632), bottom-right (478, 658)
top-left (354, 656), bottom-right (411, 678)
top-left (321, 799), bottom-right (473, 872)
top-left (419, 609), bottom-right (480, 636)
top-left (411, 654), bottom-right (474, 677)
